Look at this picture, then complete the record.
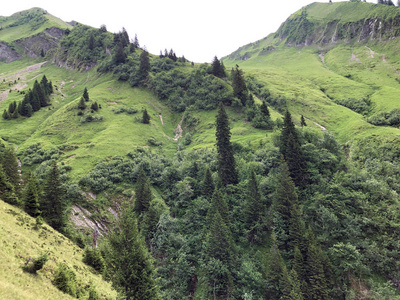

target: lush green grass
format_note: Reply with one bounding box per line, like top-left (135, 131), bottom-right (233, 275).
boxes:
top-left (0, 199), bottom-right (117, 299)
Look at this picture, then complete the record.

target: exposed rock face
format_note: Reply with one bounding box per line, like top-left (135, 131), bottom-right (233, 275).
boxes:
top-left (0, 42), bottom-right (22, 63)
top-left (14, 27), bottom-right (65, 58)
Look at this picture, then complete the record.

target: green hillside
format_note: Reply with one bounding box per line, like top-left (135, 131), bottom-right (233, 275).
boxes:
top-left (2, 2), bottom-right (400, 299)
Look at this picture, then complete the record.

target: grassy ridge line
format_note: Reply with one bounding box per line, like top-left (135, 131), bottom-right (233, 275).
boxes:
top-left (0, 199), bottom-right (117, 299)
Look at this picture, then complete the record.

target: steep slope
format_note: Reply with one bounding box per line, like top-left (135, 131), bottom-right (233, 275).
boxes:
top-left (0, 199), bottom-right (117, 299)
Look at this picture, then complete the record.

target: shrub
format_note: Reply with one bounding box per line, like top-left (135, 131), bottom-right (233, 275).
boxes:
top-left (23, 253), bottom-right (48, 273)
top-left (83, 247), bottom-right (105, 273)
top-left (52, 263), bottom-right (78, 297)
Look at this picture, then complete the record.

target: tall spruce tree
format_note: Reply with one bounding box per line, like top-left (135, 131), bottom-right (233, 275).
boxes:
top-left (134, 169), bottom-right (153, 214)
top-left (202, 166), bottom-right (215, 199)
top-left (280, 110), bottom-right (306, 188)
top-left (0, 145), bottom-right (21, 197)
top-left (142, 108), bottom-right (150, 124)
top-left (83, 87), bottom-right (89, 102)
top-left (244, 170), bottom-right (264, 243)
top-left (231, 64), bottom-right (248, 106)
top-left (23, 172), bottom-right (41, 217)
top-left (0, 163), bottom-right (19, 205)
top-left (42, 162), bottom-right (66, 231)
top-left (211, 56), bottom-right (225, 78)
top-left (206, 188), bottom-right (230, 228)
top-left (105, 206), bottom-right (160, 299)
top-left (216, 103), bottom-right (238, 185)
top-left (265, 232), bottom-right (285, 299)
top-left (139, 50), bottom-right (150, 80)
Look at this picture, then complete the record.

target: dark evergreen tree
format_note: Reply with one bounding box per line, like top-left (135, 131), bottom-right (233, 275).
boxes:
top-left (41, 162), bottom-right (66, 231)
top-left (211, 56), bottom-right (225, 78)
top-left (88, 33), bottom-right (95, 50)
top-left (280, 110), bottom-right (306, 188)
top-left (293, 246), bottom-right (308, 297)
top-left (114, 42), bottom-right (126, 64)
top-left (244, 170), bottom-right (264, 243)
top-left (8, 101), bottom-right (16, 114)
top-left (105, 207), bottom-right (160, 299)
top-left (202, 166), bottom-right (214, 199)
top-left (231, 64), bottom-right (248, 106)
top-left (301, 114), bottom-right (307, 127)
top-left (134, 169), bottom-right (153, 214)
top-left (78, 97), bottom-right (86, 110)
top-left (23, 172), bottom-right (41, 217)
top-left (33, 80), bottom-right (48, 107)
top-left (90, 102), bottom-right (98, 112)
top-left (260, 101), bottom-right (270, 118)
top-left (24, 103), bottom-right (33, 117)
top-left (288, 269), bottom-right (305, 300)
top-left (142, 108), bottom-right (150, 124)
top-left (30, 85), bottom-right (41, 111)
top-left (0, 145), bottom-right (21, 197)
top-left (0, 163), bottom-right (19, 205)
top-left (139, 50), bottom-right (150, 82)
top-left (40, 75), bottom-right (52, 95)
top-left (216, 103), bottom-right (238, 185)
top-left (305, 227), bottom-right (329, 300)
top-left (133, 33), bottom-right (139, 49)
top-left (83, 87), bottom-right (89, 102)
top-left (11, 109), bottom-right (18, 119)
top-left (265, 233), bottom-right (285, 299)
top-left (206, 188), bottom-right (230, 228)
top-left (2, 109), bottom-right (10, 120)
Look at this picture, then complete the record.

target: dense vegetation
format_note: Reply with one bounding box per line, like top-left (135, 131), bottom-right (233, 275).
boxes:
top-left (3, 2), bottom-right (400, 299)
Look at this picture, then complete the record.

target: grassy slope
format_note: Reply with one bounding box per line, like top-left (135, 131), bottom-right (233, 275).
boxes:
top-left (0, 199), bottom-right (117, 299)
top-left (224, 1), bottom-right (400, 146)
top-left (0, 8), bottom-right (72, 43)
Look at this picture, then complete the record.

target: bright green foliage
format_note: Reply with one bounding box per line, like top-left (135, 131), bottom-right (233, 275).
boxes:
top-left (202, 166), bottom-right (214, 199)
top-left (41, 162), bottom-right (66, 231)
top-left (52, 263), bottom-right (79, 297)
top-left (23, 172), bottom-right (41, 217)
top-left (83, 87), bottom-right (89, 102)
top-left (104, 207), bottom-right (160, 299)
top-left (142, 108), bottom-right (150, 124)
top-left (216, 103), bottom-right (238, 185)
top-left (134, 169), bottom-right (153, 214)
top-left (231, 64), bottom-right (248, 106)
top-left (206, 188), bottom-right (230, 228)
top-left (244, 170), bottom-right (264, 243)
top-left (288, 269), bottom-right (305, 300)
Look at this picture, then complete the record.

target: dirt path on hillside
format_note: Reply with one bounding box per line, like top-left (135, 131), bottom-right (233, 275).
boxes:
top-left (159, 113), bottom-right (165, 125)
top-left (0, 61), bottom-right (47, 103)
top-left (319, 53), bottom-right (329, 70)
top-left (313, 121), bottom-right (327, 131)
top-left (173, 117), bottom-right (184, 141)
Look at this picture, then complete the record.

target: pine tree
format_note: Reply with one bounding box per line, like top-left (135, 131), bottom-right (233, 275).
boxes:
top-left (301, 114), bottom-right (307, 127)
top-left (216, 103), bottom-right (238, 185)
top-left (78, 97), bottom-right (86, 110)
top-left (134, 169), bottom-right (153, 214)
top-left (142, 108), bottom-right (150, 124)
top-left (88, 33), bottom-right (95, 50)
top-left (83, 87), bottom-right (89, 102)
top-left (133, 33), bottom-right (139, 49)
top-left (30, 86), bottom-right (41, 111)
top-left (244, 170), bottom-right (264, 243)
top-left (231, 64), bottom-right (248, 106)
top-left (0, 163), bottom-right (19, 205)
top-left (114, 42), bottom-right (126, 64)
top-left (288, 269), bottom-right (305, 300)
top-left (260, 101), bottom-right (270, 118)
top-left (2, 109), bottom-right (10, 120)
top-left (105, 207), bottom-right (160, 299)
top-left (206, 188), bottom-right (230, 228)
top-left (202, 166), bottom-right (214, 199)
top-left (0, 145), bottom-right (21, 197)
top-left (265, 232), bottom-right (285, 299)
top-left (23, 172), bottom-right (41, 217)
top-left (139, 50), bottom-right (150, 80)
top-left (33, 80), bottom-right (48, 107)
top-left (211, 56), bottom-right (225, 78)
top-left (280, 110), bottom-right (306, 188)
top-left (305, 227), bottom-right (329, 300)
top-left (41, 162), bottom-right (66, 231)
top-left (90, 102), bottom-right (98, 112)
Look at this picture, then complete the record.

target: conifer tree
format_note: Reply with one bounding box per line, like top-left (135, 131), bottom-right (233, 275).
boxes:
top-left (139, 50), bottom-right (150, 79)
top-left (265, 232), bottom-right (285, 299)
top-left (23, 172), bottom-right (41, 217)
top-left (142, 108), bottom-right (150, 124)
top-left (216, 103), bottom-right (238, 185)
top-left (2, 109), bottom-right (10, 120)
top-left (244, 170), bottom-right (264, 243)
top-left (293, 246), bottom-right (308, 296)
top-left (133, 33), bottom-right (139, 49)
top-left (41, 162), bottom-right (66, 231)
top-left (301, 114), bottom-right (307, 127)
top-left (105, 206), bottom-right (160, 299)
top-left (83, 87), bottom-right (89, 102)
top-left (280, 110), bottom-right (306, 188)
top-left (30, 86), bottom-right (41, 111)
top-left (78, 97), bottom-right (86, 110)
top-left (206, 188), bottom-right (230, 228)
top-left (0, 145), bottom-right (21, 197)
top-left (90, 101), bottom-right (99, 112)
top-left (260, 101), bottom-right (270, 118)
top-left (211, 56), bottom-right (225, 78)
top-left (134, 169), bottom-right (153, 214)
top-left (33, 80), bottom-right (48, 107)
top-left (114, 42), bottom-right (126, 64)
top-left (0, 163), bottom-right (19, 205)
top-left (88, 33), bottom-right (95, 50)
top-left (202, 166), bottom-right (215, 199)
top-left (231, 64), bottom-right (248, 106)
top-left (288, 269), bottom-right (305, 300)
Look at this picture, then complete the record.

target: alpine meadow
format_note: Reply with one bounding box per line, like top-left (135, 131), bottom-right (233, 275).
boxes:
top-left (3, 1), bottom-right (400, 299)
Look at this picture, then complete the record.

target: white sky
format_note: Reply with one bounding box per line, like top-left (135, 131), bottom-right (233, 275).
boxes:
top-left (3, 0), bottom-right (375, 63)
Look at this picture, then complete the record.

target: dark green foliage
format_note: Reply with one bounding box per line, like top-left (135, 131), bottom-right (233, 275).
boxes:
top-left (113, 42), bottom-right (126, 65)
top-left (244, 170), bottom-right (264, 243)
top-left (0, 161), bottom-right (19, 206)
top-left (134, 169), bottom-right (153, 214)
top-left (216, 103), bottom-right (238, 185)
top-left (52, 263), bottom-right (79, 297)
top-left (104, 207), bottom-right (160, 299)
top-left (206, 188), bottom-right (230, 228)
top-left (90, 101), bottom-right (98, 111)
top-left (23, 253), bottom-right (48, 274)
top-left (202, 167), bottom-right (214, 199)
top-left (8, 101), bottom-right (17, 114)
top-left (78, 97), bottom-right (86, 110)
top-left (265, 233), bottom-right (285, 299)
top-left (231, 64), bottom-right (248, 106)
top-left (280, 110), bottom-right (306, 188)
top-left (367, 108), bottom-right (400, 126)
top-left (211, 56), bottom-right (226, 78)
top-left (336, 97), bottom-right (371, 115)
top-left (23, 172), bottom-right (41, 217)
top-left (142, 108), bottom-right (150, 124)
top-left (0, 145), bottom-right (21, 196)
top-left (83, 247), bottom-right (105, 273)
top-left (83, 87), bottom-right (89, 102)
top-left (301, 115), bottom-right (307, 127)
top-left (139, 50), bottom-right (150, 78)
top-left (2, 109), bottom-right (10, 120)
top-left (41, 162), bottom-right (66, 231)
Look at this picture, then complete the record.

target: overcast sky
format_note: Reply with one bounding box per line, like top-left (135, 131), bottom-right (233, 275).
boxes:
top-left (3, 0), bottom-right (375, 62)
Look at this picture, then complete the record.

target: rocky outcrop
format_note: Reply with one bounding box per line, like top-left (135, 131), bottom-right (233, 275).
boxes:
top-left (14, 27), bottom-right (65, 58)
top-left (0, 42), bottom-right (22, 63)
